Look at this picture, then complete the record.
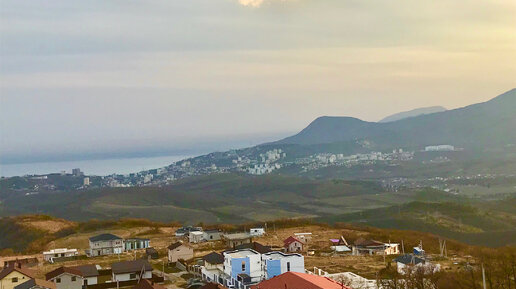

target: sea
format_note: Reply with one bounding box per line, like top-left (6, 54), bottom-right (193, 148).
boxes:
top-left (0, 155), bottom-right (193, 177)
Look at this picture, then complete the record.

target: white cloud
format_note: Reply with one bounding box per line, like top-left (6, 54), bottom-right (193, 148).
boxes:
top-left (238, 0), bottom-right (291, 7)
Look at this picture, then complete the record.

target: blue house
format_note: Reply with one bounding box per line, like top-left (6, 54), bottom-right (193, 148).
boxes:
top-left (124, 238), bottom-right (150, 251)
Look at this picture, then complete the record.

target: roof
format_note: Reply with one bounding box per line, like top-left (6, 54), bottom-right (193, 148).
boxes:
top-left (202, 252), bottom-right (224, 265)
top-left (14, 279), bottom-right (56, 289)
top-left (199, 283), bottom-right (228, 289)
top-left (234, 242), bottom-right (272, 254)
top-left (250, 272), bottom-right (350, 289)
top-left (89, 233), bottom-right (122, 242)
top-left (168, 241), bottom-right (188, 250)
top-left (43, 248), bottom-right (77, 255)
top-left (0, 266), bottom-right (36, 280)
top-left (283, 236), bottom-right (303, 246)
top-left (190, 231), bottom-right (203, 236)
top-left (125, 238), bottom-right (150, 242)
top-left (69, 265), bottom-right (99, 277)
top-left (132, 279), bottom-right (167, 289)
top-left (111, 259), bottom-right (152, 275)
top-left (223, 232), bottom-right (253, 240)
top-left (354, 238), bottom-right (385, 247)
top-left (224, 249), bottom-right (260, 258)
top-left (394, 255), bottom-right (426, 265)
top-left (45, 267), bottom-right (82, 281)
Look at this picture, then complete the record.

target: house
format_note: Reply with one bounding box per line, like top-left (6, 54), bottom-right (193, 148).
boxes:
top-left (394, 255), bottom-right (440, 275)
top-left (249, 228), bottom-right (265, 237)
top-left (145, 248), bottom-right (159, 260)
top-left (13, 279), bottom-right (56, 289)
top-left (283, 236), bottom-right (304, 253)
top-left (329, 236), bottom-right (351, 253)
top-left (111, 259), bottom-right (152, 282)
top-left (189, 231), bottom-right (204, 244)
top-left (70, 265), bottom-right (99, 286)
top-left (175, 226), bottom-right (202, 237)
top-left (87, 234), bottom-right (124, 256)
top-left (45, 267), bottom-right (84, 289)
top-left (261, 252), bottom-right (304, 279)
top-left (132, 279), bottom-right (166, 289)
top-left (352, 238), bottom-right (399, 255)
top-left (203, 229), bottom-right (223, 241)
top-left (223, 233), bottom-right (253, 249)
top-left (234, 242), bottom-right (271, 254)
top-left (43, 249), bottom-right (78, 263)
top-left (250, 272), bottom-right (350, 289)
top-left (167, 242), bottom-right (194, 263)
top-left (0, 265), bottom-right (36, 289)
top-left (200, 252), bottom-right (225, 284)
top-left (124, 238), bottom-right (150, 251)
top-left (293, 233), bottom-right (312, 243)
top-left (3, 258), bottom-right (38, 269)
top-left (223, 249), bottom-right (262, 286)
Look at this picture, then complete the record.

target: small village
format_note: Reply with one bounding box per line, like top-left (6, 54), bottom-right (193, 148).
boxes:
top-left (0, 222), bottom-right (461, 289)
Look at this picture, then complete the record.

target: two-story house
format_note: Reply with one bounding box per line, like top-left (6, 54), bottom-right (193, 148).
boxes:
top-left (45, 267), bottom-right (83, 289)
top-left (0, 265), bottom-right (36, 289)
top-left (200, 252), bottom-right (224, 284)
top-left (261, 252), bottom-right (304, 279)
top-left (87, 234), bottom-right (124, 257)
top-left (223, 249), bottom-right (262, 286)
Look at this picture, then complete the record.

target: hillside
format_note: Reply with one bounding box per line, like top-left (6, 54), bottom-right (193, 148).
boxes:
top-left (319, 199), bottom-right (516, 247)
top-left (275, 88), bottom-right (516, 149)
top-left (379, 106), bottom-right (446, 123)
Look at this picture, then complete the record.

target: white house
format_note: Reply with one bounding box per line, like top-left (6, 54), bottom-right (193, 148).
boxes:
top-left (167, 242), bottom-right (194, 263)
top-left (223, 249), bottom-right (262, 285)
top-left (189, 231), bottom-right (204, 243)
top-left (250, 228), bottom-right (265, 237)
top-left (200, 252), bottom-right (225, 284)
top-left (111, 259), bottom-right (152, 282)
top-left (42, 249), bottom-right (78, 263)
top-left (261, 252), bottom-right (304, 279)
top-left (203, 230), bottom-right (223, 241)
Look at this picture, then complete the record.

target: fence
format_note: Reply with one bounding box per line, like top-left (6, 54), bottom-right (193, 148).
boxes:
top-left (84, 274), bottom-right (164, 289)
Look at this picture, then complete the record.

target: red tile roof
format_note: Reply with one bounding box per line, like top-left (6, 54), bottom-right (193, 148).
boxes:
top-left (251, 272), bottom-right (351, 289)
top-left (283, 236), bottom-right (303, 246)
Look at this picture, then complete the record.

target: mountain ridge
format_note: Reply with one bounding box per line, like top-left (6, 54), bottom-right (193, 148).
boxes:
top-left (379, 106), bottom-right (447, 123)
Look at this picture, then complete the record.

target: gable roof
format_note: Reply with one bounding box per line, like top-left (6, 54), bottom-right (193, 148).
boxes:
top-left (234, 242), bottom-right (272, 254)
top-left (0, 266), bottom-right (36, 280)
top-left (283, 236), bottom-right (303, 246)
top-left (250, 272), bottom-right (350, 289)
top-left (89, 233), bottom-right (122, 242)
top-left (45, 267), bottom-right (83, 281)
top-left (394, 255), bottom-right (426, 265)
top-left (132, 279), bottom-right (166, 289)
top-left (202, 252), bottom-right (224, 265)
top-left (167, 241), bottom-right (189, 251)
top-left (111, 259), bottom-right (152, 275)
top-left (14, 279), bottom-right (56, 289)
top-left (69, 265), bottom-right (99, 277)
top-left (354, 238), bottom-right (385, 247)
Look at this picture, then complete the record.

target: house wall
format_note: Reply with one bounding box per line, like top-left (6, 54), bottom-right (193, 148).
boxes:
top-left (263, 254), bottom-right (304, 279)
top-left (89, 239), bottom-right (124, 256)
top-left (83, 276), bottom-right (98, 286)
top-left (203, 232), bottom-right (222, 241)
top-left (43, 251), bottom-right (77, 262)
top-left (113, 271), bottom-right (152, 282)
top-left (0, 271), bottom-right (32, 289)
top-left (287, 241), bottom-right (303, 252)
top-left (265, 260), bottom-right (281, 279)
top-left (51, 273), bottom-right (83, 289)
top-left (229, 257), bottom-right (250, 280)
top-left (168, 246), bottom-right (193, 263)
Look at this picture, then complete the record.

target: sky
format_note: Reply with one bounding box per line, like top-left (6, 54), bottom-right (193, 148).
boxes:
top-left (1, 0), bottom-right (515, 164)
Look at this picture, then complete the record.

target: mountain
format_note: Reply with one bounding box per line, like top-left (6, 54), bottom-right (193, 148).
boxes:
top-left (275, 88), bottom-right (516, 149)
top-left (379, 106), bottom-right (447, 123)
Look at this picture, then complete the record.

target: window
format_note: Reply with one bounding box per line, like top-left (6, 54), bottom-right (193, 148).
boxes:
top-left (12, 277), bottom-right (18, 283)
top-left (56, 278), bottom-right (61, 283)
top-left (287, 262), bottom-right (291, 272)
top-left (72, 276), bottom-right (77, 281)
top-left (241, 261), bottom-right (246, 272)
top-left (130, 273), bottom-right (136, 279)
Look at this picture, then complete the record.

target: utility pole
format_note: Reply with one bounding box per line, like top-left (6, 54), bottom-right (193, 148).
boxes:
top-left (401, 240), bottom-right (405, 254)
top-left (482, 263), bottom-right (487, 289)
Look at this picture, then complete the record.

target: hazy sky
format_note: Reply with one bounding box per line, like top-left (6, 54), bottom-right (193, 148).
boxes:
top-left (1, 0), bottom-right (515, 163)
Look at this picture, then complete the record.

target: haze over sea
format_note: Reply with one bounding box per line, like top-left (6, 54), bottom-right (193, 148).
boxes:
top-left (0, 155), bottom-right (193, 177)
